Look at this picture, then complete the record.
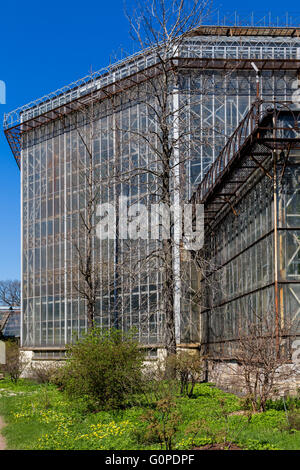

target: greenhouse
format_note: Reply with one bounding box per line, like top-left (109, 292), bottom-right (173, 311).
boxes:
top-left (3, 25), bottom-right (300, 359)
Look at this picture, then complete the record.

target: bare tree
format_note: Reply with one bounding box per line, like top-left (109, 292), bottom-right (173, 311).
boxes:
top-left (213, 311), bottom-right (297, 412)
top-left (116, 0), bottom-right (213, 355)
top-left (0, 280), bottom-right (21, 307)
top-left (61, 99), bottom-right (115, 331)
top-left (73, 105), bottom-right (100, 330)
top-left (60, 0), bottom-right (218, 353)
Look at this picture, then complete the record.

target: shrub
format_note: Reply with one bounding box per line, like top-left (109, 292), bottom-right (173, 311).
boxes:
top-left (4, 340), bottom-right (28, 383)
top-left (227, 313), bottom-right (297, 412)
top-left (141, 392), bottom-right (181, 450)
top-left (279, 405), bottom-right (300, 433)
top-left (57, 328), bottom-right (145, 410)
top-left (285, 409), bottom-right (300, 432)
top-left (141, 357), bottom-right (180, 405)
top-left (166, 351), bottom-right (203, 397)
top-left (30, 362), bottom-right (61, 384)
top-left (265, 393), bottom-right (300, 411)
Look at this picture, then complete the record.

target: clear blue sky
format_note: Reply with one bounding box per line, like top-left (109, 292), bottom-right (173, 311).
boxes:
top-left (0, 0), bottom-right (298, 280)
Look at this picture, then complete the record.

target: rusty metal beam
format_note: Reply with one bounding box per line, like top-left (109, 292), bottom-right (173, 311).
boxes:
top-left (178, 57), bottom-right (300, 71)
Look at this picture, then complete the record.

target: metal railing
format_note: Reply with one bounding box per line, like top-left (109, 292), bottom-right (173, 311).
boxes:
top-left (193, 100), bottom-right (300, 204)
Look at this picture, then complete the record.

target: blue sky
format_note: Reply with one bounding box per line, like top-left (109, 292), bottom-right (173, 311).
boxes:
top-left (0, 0), bottom-right (298, 280)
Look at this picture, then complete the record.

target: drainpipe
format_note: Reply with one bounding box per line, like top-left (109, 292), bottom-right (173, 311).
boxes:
top-left (273, 115), bottom-right (280, 357)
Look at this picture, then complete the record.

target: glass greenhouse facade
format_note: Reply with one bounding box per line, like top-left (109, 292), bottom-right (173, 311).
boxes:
top-left (197, 109), bottom-right (300, 356)
top-left (4, 26), bottom-right (300, 357)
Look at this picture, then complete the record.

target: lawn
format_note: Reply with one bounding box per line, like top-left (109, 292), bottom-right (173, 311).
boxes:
top-left (0, 378), bottom-right (299, 450)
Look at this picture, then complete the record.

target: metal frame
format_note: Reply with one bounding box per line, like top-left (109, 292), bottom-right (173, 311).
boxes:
top-left (195, 102), bottom-right (300, 355)
top-left (5, 58), bottom-right (300, 169)
top-left (192, 100), bottom-right (300, 224)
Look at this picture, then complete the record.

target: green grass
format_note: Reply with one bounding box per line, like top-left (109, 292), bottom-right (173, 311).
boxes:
top-left (0, 378), bottom-right (299, 450)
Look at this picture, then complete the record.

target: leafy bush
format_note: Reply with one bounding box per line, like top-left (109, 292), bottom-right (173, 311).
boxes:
top-left (284, 409), bottom-right (300, 433)
top-left (57, 328), bottom-right (145, 411)
top-left (165, 351), bottom-right (203, 397)
top-left (242, 409), bottom-right (286, 434)
top-left (265, 394), bottom-right (300, 411)
top-left (278, 405), bottom-right (300, 433)
top-left (287, 410), bottom-right (300, 432)
top-left (141, 393), bottom-right (181, 450)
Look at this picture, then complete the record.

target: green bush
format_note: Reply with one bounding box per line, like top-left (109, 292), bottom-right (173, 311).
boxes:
top-left (278, 405), bottom-right (300, 433)
top-left (141, 393), bottom-right (181, 450)
top-left (165, 352), bottom-right (203, 397)
top-left (284, 410), bottom-right (300, 433)
top-left (265, 394), bottom-right (300, 411)
top-left (57, 328), bottom-right (145, 411)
